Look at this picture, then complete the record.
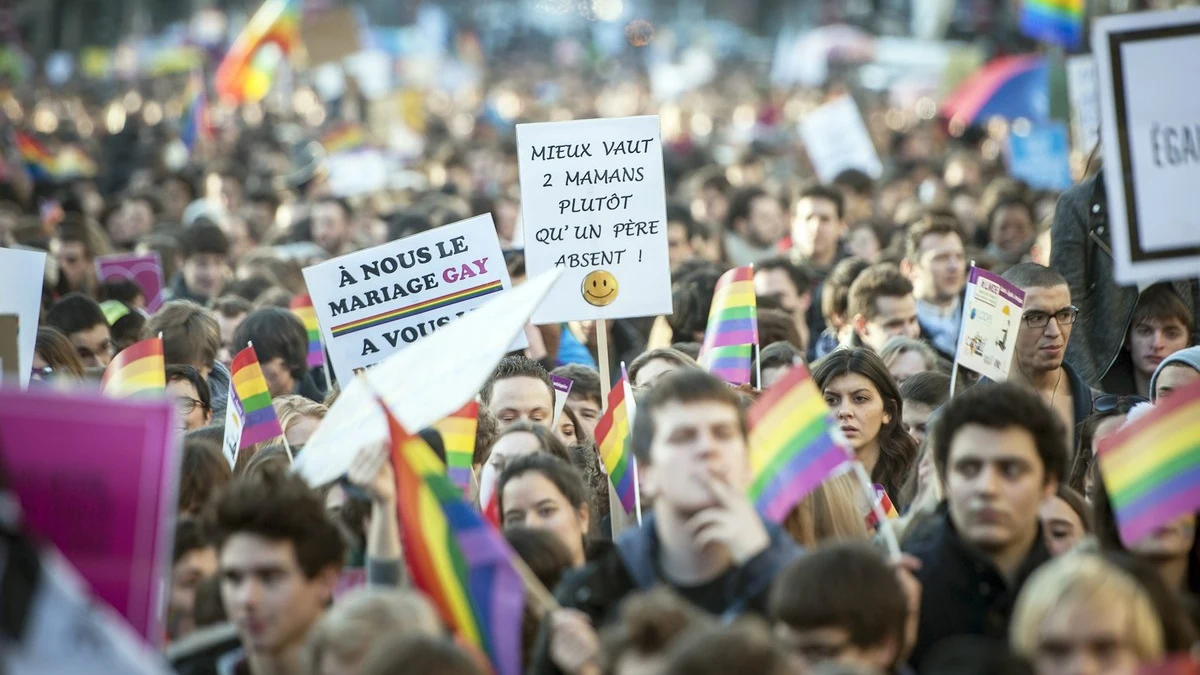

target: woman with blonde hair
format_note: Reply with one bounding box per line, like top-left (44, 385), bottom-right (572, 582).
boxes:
top-left (781, 472), bottom-right (870, 549)
top-left (878, 336), bottom-right (941, 386)
top-left (1010, 553), bottom-right (1165, 675)
top-left (274, 394), bottom-right (328, 448)
top-left (304, 588), bottom-right (443, 675)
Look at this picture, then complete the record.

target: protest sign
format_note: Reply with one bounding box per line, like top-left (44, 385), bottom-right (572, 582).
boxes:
top-left (0, 247), bottom-right (46, 388)
top-left (302, 214), bottom-right (525, 386)
top-left (516, 115), bottom-right (672, 324)
top-left (0, 315), bottom-right (17, 384)
top-left (0, 388), bottom-right (179, 645)
top-left (551, 373), bottom-right (573, 424)
top-left (1065, 55), bottom-right (1100, 155)
top-left (798, 96), bottom-right (883, 183)
top-left (296, 267), bottom-right (563, 487)
top-left (1094, 8), bottom-right (1200, 285)
top-left (952, 266), bottom-right (1025, 383)
top-left (1006, 122), bottom-right (1073, 191)
top-left (96, 251), bottom-right (166, 313)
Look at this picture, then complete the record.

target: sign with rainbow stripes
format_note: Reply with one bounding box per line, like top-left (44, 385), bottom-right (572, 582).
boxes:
top-left (302, 215), bottom-right (524, 385)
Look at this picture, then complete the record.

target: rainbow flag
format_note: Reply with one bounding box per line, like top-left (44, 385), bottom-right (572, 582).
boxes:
top-left (432, 400), bottom-right (480, 493)
top-left (379, 397), bottom-right (524, 675)
top-left (865, 484), bottom-right (899, 531)
top-left (181, 70), bottom-right (211, 153)
top-left (1097, 379), bottom-right (1200, 547)
top-left (15, 131), bottom-right (56, 181)
top-left (747, 363), bottom-right (854, 522)
top-left (214, 0), bottom-right (302, 103)
top-left (1019, 0), bottom-right (1083, 48)
top-left (594, 367), bottom-right (637, 514)
top-left (289, 294), bottom-right (324, 368)
top-left (101, 337), bottom-right (166, 398)
top-left (321, 123), bottom-right (366, 154)
top-left (229, 344), bottom-right (284, 448)
top-left (699, 266), bottom-right (757, 386)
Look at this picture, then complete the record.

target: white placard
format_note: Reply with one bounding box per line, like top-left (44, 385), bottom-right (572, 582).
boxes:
top-left (302, 214), bottom-right (525, 386)
top-left (1065, 55), bottom-right (1100, 155)
top-left (798, 96), bottom-right (883, 183)
top-left (222, 379), bottom-right (244, 469)
top-left (295, 267), bottom-right (562, 488)
top-left (0, 247), bottom-right (47, 389)
top-left (1094, 8), bottom-right (1200, 285)
top-left (953, 267), bottom-right (1025, 382)
top-left (517, 115), bottom-right (672, 324)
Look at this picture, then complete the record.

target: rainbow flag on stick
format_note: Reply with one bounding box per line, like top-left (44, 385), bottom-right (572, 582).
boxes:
top-left (594, 366), bottom-right (638, 515)
top-left (14, 131), bottom-right (56, 182)
top-left (289, 293), bottom-right (325, 368)
top-left (378, 396), bottom-right (524, 675)
top-left (101, 337), bottom-right (166, 398)
top-left (214, 0), bottom-right (302, 103)
top-left (747, 363), bottom-right (854, 522)
top-left (222, 344), bottom-right (284, 468)
top-left (433, 400), bottom-right (480, 494)
top-left (1097, 379), bottom-right (1200, 547)
top-left (699, 266), bottom-right (757, 386)
top-left (1019, 0), bottom-right (1083, 48)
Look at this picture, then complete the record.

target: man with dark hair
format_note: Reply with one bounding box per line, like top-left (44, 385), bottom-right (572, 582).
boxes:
top-left (52, 217), bottom-right (106, 297)
top-left (900, 211), bottom-right (967, 356)
top-left (898, 371), bottom-right (950, 445)
top-left (754, 256), bottom-right (816, 352)
top-left (724, 187), bottom-right (786, 266)
top-left (814, 257), bottom-right (871, 360)
top-left (536, 369), bottom-right (800, 674)
top-left (311, 196), bottom-right (354, 256)
top-left (232, 307), bottom-right (322, 401)
top-left (757, 341), bottom-right (805, 389)
top-left (213, 295), bottom-right (253, 366)
top-left (789, 184), bottom-right (846, 273)
top-left (481, 355), bottom-right (555, 430)
top-left (206, 471), bottom-right (345, 675)
top-left (1101, 282), bottom-right (1195, 397)
top-left (172, 219), bottom-right (231, 304)
top-left (551, 363), bottom-right (602, 438)
top-left (244, 189), bottom-right (281, 240)
top-left (147, 300), bottom-right (231, 418)
top-left (846, 264), bottom-right (922, 353)
top-left (170, 518), bottom-right (217, 640)
top-left (771, 544), bottom-right (911, 673)
top-left (665, 204), bottom-right (700, 271)
top-left (904, 381), bottom-right (1065, 669)
top-left (1001, 262), bottom-right (1094, 449)
top-left (167, 364), bottom-right (213, 432)
top-left (45, 292), bottom-right (113, 368)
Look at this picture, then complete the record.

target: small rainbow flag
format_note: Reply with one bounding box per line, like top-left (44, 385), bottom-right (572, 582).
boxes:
top-left (1097, 379), bottom-right (1200, 547)
top-left (181, 70), bottom-right (211, 153)
top-left (432, 400), bottom-right (480, 493)
top-left (289, 293), bottom-right (325, 368)
top-left (748, 363), bottom-right (854, 522)
top-left (378, 396), bottom-right (524, 675)
top-left (594, 366), bottom-right (637, 514)
top-left (15, 131), bottom-right (56, 182)
top-left (1019, 0), bottom-right (1083, 49)
top-left (214, 0), bottom-right (302, 104)
top-left (700, 266), bottom-right (757, 386)
top-left (101, 337), bottom-right (166, 398)
top-left (229, 344), bottom-right (284, 448)
top-left (865, 484), bottom-right (899, 531)
top-left (321, 123), bottom-right (366, 154)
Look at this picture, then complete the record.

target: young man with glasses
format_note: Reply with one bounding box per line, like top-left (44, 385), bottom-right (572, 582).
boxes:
top-left (166, 364), bottom-right (213, 432)
top-left (1001, 263), bottom-right (1098, 450)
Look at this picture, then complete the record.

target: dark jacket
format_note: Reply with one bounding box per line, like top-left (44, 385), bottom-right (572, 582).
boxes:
top-left (294, 368), bottom-right (327, 403)
top-left (1051, 173), bottom-right (1199, 390)
top-left (1063, 361), bottom-right (1098, 438)
top-left (903, 511), bottom-right (1052, 671)
top-left (166, 273), bottom-right (211, 306)
top-left (529, 512), bottom-right (802, 675)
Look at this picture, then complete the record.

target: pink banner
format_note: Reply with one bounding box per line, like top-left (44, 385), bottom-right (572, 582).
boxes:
top-left (96, 252), bottom-right (166, 313)
top-left (0, 387), bottom-right (180, 646)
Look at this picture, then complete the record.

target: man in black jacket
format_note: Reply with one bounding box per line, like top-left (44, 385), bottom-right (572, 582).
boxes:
top-left (532, 370), bottom-right (802, 675)
top-left (904, 381), bottom-right (1066, 670)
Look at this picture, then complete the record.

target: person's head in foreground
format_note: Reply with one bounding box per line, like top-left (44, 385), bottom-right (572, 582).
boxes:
top-left (846, 264), bottom-right (921, 353)
top-left (780, 471), bottom-right (869, 549)
top-left (232, 307), bottom-right (311, 398)
top-left (770, 543), bottom-right (908, 673)
top-left (1124, 283), bottom-right (1193, 397)
top-left (206, 469), bottom-right (345, 670)
top-left (303, 588), bottom-right (443, 675)
top-left (481, 355), bottom-right (556, 430)
top-left (146, 299), bottom-right (222, 378)
top-left (1149, 345), bottom-right (1200, 402)
top-left (660, 617), bottom-right (796, 675)
top-left (1001, 263), bottom-right (1076, 381)
top-left (33, 326), bottom-right (86, 382)
top-left (1010, 553), bottom-right (1165, 675)
top-left (166, 364), bottom-right (213, 432)
top-left (45, 292), bottom-right (113, 368)
top-left (274, 395), bottom-right (328, 448)
top-left (933, 382), bottom-right (1066, 573)
top-left (601, 588), bottom-right (715, 675)
top-left (498, 453), bottom-right (591, 568)
top-left (357, 635), bottom-right (486, 675)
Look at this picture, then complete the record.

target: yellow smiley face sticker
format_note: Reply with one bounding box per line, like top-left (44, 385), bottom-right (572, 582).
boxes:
top-left (582, 270), bottom-right (619, 307)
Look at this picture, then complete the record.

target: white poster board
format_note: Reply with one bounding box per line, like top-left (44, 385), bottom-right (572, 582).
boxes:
top-left (517, 115), bottom-right (672, 323)
top-left (0, 247), bottom-right (47, 388)
top-left (953, 267), bottom-right (1025, 382)
top-left (302, 214), bottom-right (525, 385)
top-left (798, 96), bottom-right (883, 182)
top-left (1065, 55), bottom-right (1100, 156)
top-left (1094, 8), bottom-right (1200, 286)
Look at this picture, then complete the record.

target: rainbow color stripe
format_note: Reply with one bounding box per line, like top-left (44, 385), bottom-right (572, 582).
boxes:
top-left (1020, 0), bottom-right (1083, 48)
top-left (700, 266), bottom-right (757, 385)
top-left (322, 123), bottom-right (366, 154)
top-left (181, 70), bottom-right (211, 153)
top-left (330, 280), bottom-right (504, 338)
top-left (214, 0), bottom-right (301, 103)
top-left (594, 368), bottom-right (637, 514)
top-left (15, 131), bottom-right (56, 181)
top-left (747, 363), bottom-right (853, 522)
top-left (380, 398), bottom-right (524, 675)
top-left (230, 345), bottom-right (283, 448)
top-left (432, 400), bottom-right (480, 493)
top-left (101, 337), bottom-right (166, 398)
top-left (1098, 379), bottom-right (1200, 547)
top-left (290, 293), bottom-right (325, 368)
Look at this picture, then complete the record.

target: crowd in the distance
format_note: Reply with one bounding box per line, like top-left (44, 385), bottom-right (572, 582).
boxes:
top-left (2, 28), bottom-right (1199, 675)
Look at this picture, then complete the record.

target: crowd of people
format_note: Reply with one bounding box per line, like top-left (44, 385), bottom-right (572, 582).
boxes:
top-left (2, 8), bottom-right (1200, 675)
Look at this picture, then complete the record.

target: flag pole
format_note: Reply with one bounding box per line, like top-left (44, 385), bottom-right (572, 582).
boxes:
top-left (852, 462), bottom-right (901, 561)
top-left (621, 362), bottom-right (643, 526)
top-left (948, 260), bottom-right (976, 399)
top-left (597, 318), bottom-right (611, 401)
